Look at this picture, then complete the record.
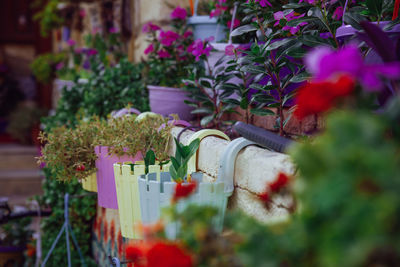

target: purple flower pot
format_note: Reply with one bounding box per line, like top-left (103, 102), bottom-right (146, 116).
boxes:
top-left (95, 146), bottom-right (142, 209)
top-left (148, 85), bottom-right (194, 121)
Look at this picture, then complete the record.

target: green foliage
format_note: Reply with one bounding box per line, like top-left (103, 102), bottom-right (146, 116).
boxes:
top-left (169, 138), bottom-right (200, 182)
top-left (30, 52), bottom-right (66, 83)
top-left (0, 217), bottom-right (33, 247)
top-left (33, 0), bottom-right (63, 37)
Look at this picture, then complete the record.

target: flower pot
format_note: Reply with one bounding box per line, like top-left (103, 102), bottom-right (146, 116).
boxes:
top-left (95, 146), bottom-right (141, 209)
top-left (82, 172), bottom-right (98, 192)
top-left (188, 15), bottom-right (227, 42)
top-left (148, 85), bottom-right (194, 121)
top-left (114, 161), bottom-right (170, 239)
top-left (336, 21), bottom-right (400, 40)
top-left (138, 129), bottom-right (231, 239)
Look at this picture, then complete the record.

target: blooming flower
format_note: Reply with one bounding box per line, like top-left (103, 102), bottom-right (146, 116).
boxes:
top-left (86, 48), bottom-right (98, 56)
top-left (210, 4), bottom-right (228, 18)
top-left (142, 22), bottom-right (161, 33)
top-left (183, 31), bottom-right (193, 38)
top-left (157, 49), bottom-right (171, 58)
top-left (188, 39), bottom-right (213, 61)
top-left (159, 31), bottom-right (180, 46)
top-left (294, 74), bottom-right (355, 119)
top-left (173, 182), bottom-right (196, 202)
top-left (109, 27), bottom-right (118, 33)
top-left (67, 39), bottom-right (76, 46)
top-left (274, 11), bottom-right (307, 34)
top-left (55, 62), bottom-right (64, 70)
top-left (247, 0), bottom-right (272, 7)
top-left (144, 44), bottom-right (154, 55)
top-left (227, 18), bottom-right (240, 29)
top-left (225, 44), bottom-right (235, 56)
top-left (171, 6), bottom-right (187, 20)
top-left (305, 45), bottom-right (400, 91)
top-left (332, 6), bottom-right (344, 20)
top-left (79, 9), bottom-right (86, 17)
top-left (298, 0), bottom-right (316, 4)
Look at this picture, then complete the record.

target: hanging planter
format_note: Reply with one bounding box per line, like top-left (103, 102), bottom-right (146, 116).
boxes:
top-left (138, 129), bottom-right (230, 239)
top-left (148, 85), bottom-right (194, 121)
top-left (188, 15), bottom-right (226, 42)
top-left (113, 120), bottom-right (191, 239)
top-left (81, 172), bottom-right (97, 192)
top-left (95, 146), bottom-right (141, 209)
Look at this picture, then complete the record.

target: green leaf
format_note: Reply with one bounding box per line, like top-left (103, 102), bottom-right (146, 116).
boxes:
top-left (230, 24), bottom-right (258, 37)
top-left (250, 108), bottom-right (275, 116)
top-left (286, 17), bottom-right (319, 27)
top-left (191, 108), bottom-right (213, 115)
top-left (365, 0), bottom-right (383, 16)
top-left (200, 115), bottom-right (214, 126)
top-left (266, 38), bottom-right (295, 51)
top-left (290, 72), bottom-right (309, 83)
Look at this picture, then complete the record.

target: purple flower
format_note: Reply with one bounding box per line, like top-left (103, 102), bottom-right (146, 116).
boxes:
top-left (183, 31), bottom-right (193, 38)
top-left (79, 9), bottom-right (86, 17)
top-left (227, 19), bottom-right (240, 29)
top-left (55, 62), bottom-right (64, 70)
top-left (67, 39), bottom-right (76, 46)
top-left (305, 45), bottom-right (400, 91)
top-left (274, 11), bottom-right (307, 34)
top-left (144, 44), bottom-right (154, 55)
top-left (83, 59), bottom-right (91, 69)
top-left (247, 0), bottom-right (272, 7)
top-left (298, 0), bottom-right (316, 4)
top-left (86, 48), bottom-right (98, 56)
top-left (188, 39), bottom-right (212, 61)
top-left (109, 27), bottom-right (118, 33)
top-left (142, 22), bottom-right (160, 33)
top-left (158, 49), bottom-right (171, 58)
top-left (171, 6), bottom-right (187, 20)
top-left (332, 6), bottom-right (344, 20)
top-left (159, 31), bottom-right (180, 46)
top-left (74, 48), bottom-right (83, 54)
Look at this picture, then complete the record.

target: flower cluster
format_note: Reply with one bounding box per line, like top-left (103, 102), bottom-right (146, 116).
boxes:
top-left (273, 11), bottom-right (307, 34)
top-left (173, 182), bottom-right (197, 202)
top-left (142, 6), bottom-right (195, 87)
top-left (188, 37), bottom-right (213, 61)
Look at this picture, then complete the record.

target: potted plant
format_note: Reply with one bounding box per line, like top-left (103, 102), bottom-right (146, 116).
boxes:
top-left (143, 6), bottom-right (197, 121)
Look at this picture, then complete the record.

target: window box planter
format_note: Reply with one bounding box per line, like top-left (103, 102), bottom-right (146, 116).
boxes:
top-left (82, 172), bottom-right (97, 192)
top-left (95, 146), bottom-right (142, 209)
top-left (138, 129), bottom-right (230, 239)
top-left (148, 85), bottom-right (194, 121)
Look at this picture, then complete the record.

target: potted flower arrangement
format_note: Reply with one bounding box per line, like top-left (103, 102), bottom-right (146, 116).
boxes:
top-left (142, 6), bottom-right (197, 121)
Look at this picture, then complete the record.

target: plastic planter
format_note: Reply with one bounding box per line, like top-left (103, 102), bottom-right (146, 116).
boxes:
top-left (187, 15), bottom-right (227, 42)
top-left (95, 146), bottom-right (141, 209)
top-left (148, 85), bottom-right (194, 121)
top-left (138, 129), bottom-right (230, 239)
top-left (82, 173), bottom-right (97, 192)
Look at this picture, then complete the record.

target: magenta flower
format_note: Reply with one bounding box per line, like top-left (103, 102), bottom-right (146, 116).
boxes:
top-left (159, 31), bottom-right (180, 46)
top-left (246, 0), bottom-right (272, 7)
top-left (109, 27), bottom-right (118, 33)
top-left (274, 11), bottom-right (307, 34)
top-left (227, 19), bottom-right (240, 29)
top-left (332, 6), bottom-right (344, 20)
top-left (67, 39), bottom-right (76, 46)
top-left (183, 31), bottom-right (193, 38)
top-left (305, 45), bottom-right (400, 91)
top-left (55, 62), bottom-right (64, 70)
top-left (188, 39), bottom-right (212, 61)
top-left (171, 6), bottom-right (187, 20)
top-left (225, 44), bottom-right (235, 56)
top-left (210, 4), bottom-right (228, 18)
top-left (74, 48), bottom-right (83, 54)
top-left (158, 49), bottom-right (171, 58)
top-left (86, 48), bottom-right (98, 56)
top-left (79, 9), bottom-right (86, 17)
top-left (298, 0), bottom-right (316, 4)
top-left (142, 22), bottom-right (161, 33)
top-left (144, 44), bottom-right (154, 55)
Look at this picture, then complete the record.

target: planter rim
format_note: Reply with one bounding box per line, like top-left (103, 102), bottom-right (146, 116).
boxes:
top-left (188, 15), bottom-right (218, 24)
top-left (147, 85), bottom-right (183, 92)
top-left (210, 42), bottom-right (240, 52)
top-left (337, 21), bottom-right (400, 38)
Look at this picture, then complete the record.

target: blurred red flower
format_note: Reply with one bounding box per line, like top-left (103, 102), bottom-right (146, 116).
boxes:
top-left (173, 182), bottom-right (196, 202)
top-left (269, 172), bottom-right (290, 193)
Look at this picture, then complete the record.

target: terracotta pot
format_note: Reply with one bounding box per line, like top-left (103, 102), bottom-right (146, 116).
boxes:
top-left (148, 85), bottom-right (194, 121)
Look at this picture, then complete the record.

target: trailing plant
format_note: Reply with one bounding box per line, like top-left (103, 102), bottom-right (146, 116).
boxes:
top-left (169, 137), bottom-right (200, 183)
top-left (0, 217), bottom-right (33, 248)
top-left (33, 0), bottom-right (64, 37)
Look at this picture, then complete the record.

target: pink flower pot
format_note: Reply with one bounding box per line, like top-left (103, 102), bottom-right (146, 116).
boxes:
top-left (148, 85), bottom-right (194, 121)
top-left (95, 146), bottom-right (142, 209)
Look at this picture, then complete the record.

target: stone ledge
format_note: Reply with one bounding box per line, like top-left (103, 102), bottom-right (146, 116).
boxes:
top-left (170, 127), bottom-right (296, 223)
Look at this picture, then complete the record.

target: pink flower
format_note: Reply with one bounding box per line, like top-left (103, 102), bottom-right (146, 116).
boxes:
top-left (332, 6), bottom-right (344, 20)
top-left (86, 48), bottom-right (98, 56)
top-left (183, 31), bottom-right (193, 38)
top-left (210, 4), bottom-right (228, 18)
top-left (55, 62), bottom-right (64, 70)
top-left (142, 22), bottom-right (161, 33)
top-left (144, 44), bottom-right (154, 55)
top-left (225, 44), bottom-right (235, 56)
top-left (158, 49), bottom-right (171, 58)
top-left (274, 11), bottom-right (307, 34)
top-left (227, 19), bottom-right (240, 29)
top-left (159, 31), bottom-right (180, 46)
top-left (188, 39), bottom-right (212, 61)
top-left (79, 9), bottom-right (86, 17)
top-left (298, 0), bottom-right (316, 4)
top-left (171, 6), bottom-right (187, 20)
top-left (67, 39), bottom-right (76, 46)
top-left (246, 0), bottom-right (272, 7)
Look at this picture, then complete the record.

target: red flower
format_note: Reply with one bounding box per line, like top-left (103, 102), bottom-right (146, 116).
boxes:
top-left (294, 74), bottom-right (355, 120)
top-left (26, 244), bottom-right (36, 258)
top-left (110, 220), bottom-right (116, 249)
top-left (269, 172), bottom-right (290, 193)
top-left (173, 182), bottom-right (196, 202)
top-left (104, 220), bottom-right (109, 242)
top-left (117, 230), bottom-right (124, 256)
top-left (76, 164), bottom-right (85, 171)
top-left (147, 242), bottom-right (193, 267)
top-left (126, 244), bottom-right (145, 264)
